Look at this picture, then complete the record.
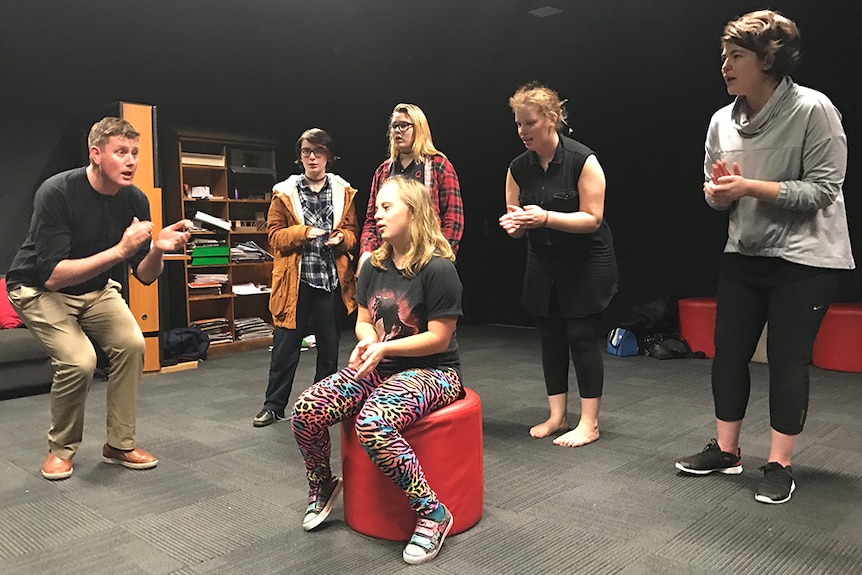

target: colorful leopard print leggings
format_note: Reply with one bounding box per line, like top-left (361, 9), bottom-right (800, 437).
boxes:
top-left (292, 366), bottom-right (463, 516)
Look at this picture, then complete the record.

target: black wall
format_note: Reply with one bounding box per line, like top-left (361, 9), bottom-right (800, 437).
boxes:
top-left (2, 1), bottom-right (860, 327)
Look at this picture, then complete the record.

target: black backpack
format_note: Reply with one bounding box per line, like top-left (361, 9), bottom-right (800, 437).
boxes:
top-left (641, 333), bottom-right (706, 360)
top-left (162, 327), bottom-right (210, 363)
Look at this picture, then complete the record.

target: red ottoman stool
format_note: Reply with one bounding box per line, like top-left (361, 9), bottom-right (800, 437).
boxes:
top-left (339, 387), bottom-right (483, 541)
top-left (813, 304), bottom-right (862, 372)
top-left (679, 298), bottom-right (717, 358)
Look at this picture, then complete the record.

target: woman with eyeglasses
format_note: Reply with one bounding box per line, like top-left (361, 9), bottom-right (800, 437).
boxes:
top-left (675, 10), bottom-right (854, 505)
top-left (253, 128), bottom-right (359, 428)
top-left (499, 83), bottom-right (618, 447)
top-left (357, 103), bottom-right (463, 275)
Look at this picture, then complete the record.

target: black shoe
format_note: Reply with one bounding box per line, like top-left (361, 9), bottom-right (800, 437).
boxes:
top-left (675, 438), bottom-right (743, 475)
top-left (253, 409), bottom-right (285, 427)
top-left (755, 462), bottom-right (795, 504)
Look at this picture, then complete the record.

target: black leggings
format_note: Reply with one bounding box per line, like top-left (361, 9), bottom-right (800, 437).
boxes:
top-left (535, 292), bottom-right (604, 398)
top-left (712, 255), bottom-right (842, 435)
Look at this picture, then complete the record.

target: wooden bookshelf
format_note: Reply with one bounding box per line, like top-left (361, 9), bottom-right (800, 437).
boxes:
top-left (161, 130), bottom-right (279, 353)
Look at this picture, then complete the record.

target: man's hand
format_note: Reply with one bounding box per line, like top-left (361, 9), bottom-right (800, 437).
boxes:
top-left (152, 219), bottom-right (193, 252)
top-left (118, 217), bottom-right (154, 259)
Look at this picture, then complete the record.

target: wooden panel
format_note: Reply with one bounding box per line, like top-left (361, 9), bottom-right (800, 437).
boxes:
top-left (120, 102), bottom-right (161, 369)
top-left (121, 105), bottom-right (158, 210)
top-left (128, 277), bottom-right (159, 332)
top-left (143, 336), bottom-right (161, 373)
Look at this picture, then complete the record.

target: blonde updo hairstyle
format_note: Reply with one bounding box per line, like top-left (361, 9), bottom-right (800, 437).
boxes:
top-left (508, 82), bottom-right (568, 131)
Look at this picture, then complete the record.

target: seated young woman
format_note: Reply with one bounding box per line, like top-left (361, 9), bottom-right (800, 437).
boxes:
top-left (291, 175), bottom-right (464, 565)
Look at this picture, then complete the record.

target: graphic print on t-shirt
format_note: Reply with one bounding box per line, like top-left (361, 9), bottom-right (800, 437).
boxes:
top-left (370, 289), bottom-right (419, 342)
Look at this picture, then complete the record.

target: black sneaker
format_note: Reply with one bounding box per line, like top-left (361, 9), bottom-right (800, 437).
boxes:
top-left (302, 476), bottom-right (343, 531)
top-left (253, 409), bottom-right (285, 427)
top-left (755, 462), bottom-right (795, 504)
top-left (675, 438), bottom-right (743, 475)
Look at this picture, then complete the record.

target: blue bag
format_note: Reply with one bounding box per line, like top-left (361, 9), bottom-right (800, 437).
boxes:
top-left (607, 328), bottom-right (639, 357)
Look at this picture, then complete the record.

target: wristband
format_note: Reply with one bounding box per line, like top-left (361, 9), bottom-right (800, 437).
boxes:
top-left (542, 210), bottom-right (549, 227)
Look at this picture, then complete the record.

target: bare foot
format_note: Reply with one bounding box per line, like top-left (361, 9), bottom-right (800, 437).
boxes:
top-left (530, 418), bottom-right (569, 438)
top-left (553, 424), bottom-right (599, 447)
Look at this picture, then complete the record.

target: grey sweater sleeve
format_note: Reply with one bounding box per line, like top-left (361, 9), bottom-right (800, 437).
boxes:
top-left (774, 97), bottom-right (847, 212)
top-left (703, 115), bottom-right (730, 211)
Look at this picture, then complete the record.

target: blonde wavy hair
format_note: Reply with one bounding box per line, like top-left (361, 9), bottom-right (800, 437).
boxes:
top-left (370, 176), bottom-right (454, 278)
top-left (387, 103), bottom-right (444, 163)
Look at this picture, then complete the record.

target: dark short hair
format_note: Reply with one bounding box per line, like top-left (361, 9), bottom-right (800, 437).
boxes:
top-left (295, 128), bottom-right (335, 164)
top-left (722, 10), bottom-right (801, 80)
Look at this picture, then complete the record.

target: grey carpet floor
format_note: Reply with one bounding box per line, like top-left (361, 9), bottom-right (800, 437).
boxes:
top-left (1, 324), bottom-right (860, 574)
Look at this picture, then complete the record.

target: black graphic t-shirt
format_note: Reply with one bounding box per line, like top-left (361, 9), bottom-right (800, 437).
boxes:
top-left (390, 158), bottom-right (425, 183)
top-left (355, 255), bottom-right (462, 376)
top-left (6, 167), bottom-right (151, 295)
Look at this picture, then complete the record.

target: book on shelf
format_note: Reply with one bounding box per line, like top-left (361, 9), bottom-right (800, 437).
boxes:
top-left (188, 287), bottom-right (222, 297)
top-left (181, 152), bottom-right (226, 168)
top-left (190, 317), bottom-right (230, 330)
top-left (193, 210), bottom-right (231, 232)
top-left (189, 273), bottom-right (229, 284)
top-left (188, 281), bottom-right (224, 296)
top-left (191, 245), bottom-right (229, 257)
top-left (190, 256), bottom-right (229, 266)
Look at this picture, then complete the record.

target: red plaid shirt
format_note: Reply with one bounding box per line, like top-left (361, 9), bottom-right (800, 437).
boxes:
top-left (360, 154), bottom-right (463, 254)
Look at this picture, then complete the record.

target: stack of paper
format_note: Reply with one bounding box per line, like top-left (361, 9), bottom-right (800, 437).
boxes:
top-left (231, 240), bottom-right (273, 263)
top-left (190, 317), bottom-right (232, 344)
top-left (235, 317), bottom-right (274, 341)
top-left (231, 282), bottom-right (271, 295)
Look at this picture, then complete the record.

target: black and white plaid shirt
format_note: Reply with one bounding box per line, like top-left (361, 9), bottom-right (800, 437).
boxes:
top-left (299, 176), bottom-right (338, 292)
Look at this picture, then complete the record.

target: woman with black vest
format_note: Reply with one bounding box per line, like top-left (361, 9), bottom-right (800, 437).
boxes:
top-left (499, 83), bottom-right (618, 447)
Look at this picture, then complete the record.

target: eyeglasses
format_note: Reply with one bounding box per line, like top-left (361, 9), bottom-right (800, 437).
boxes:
top-left (389, 121), bottom-right (414, 132)
top-left (300, 147), bottom-right (327, 158)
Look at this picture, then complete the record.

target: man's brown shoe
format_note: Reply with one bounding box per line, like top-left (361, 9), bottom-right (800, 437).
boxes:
top-left (42, 452), bottom-right (73, 480)
top-left (101, 444), bottom-right (158, 470)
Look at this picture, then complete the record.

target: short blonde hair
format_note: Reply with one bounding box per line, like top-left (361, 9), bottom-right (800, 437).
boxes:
top-left (508, 82), bottom-right (567, 131)
top-left (88, 117), bottom-right (139, 149)
top-left (387, 103), bottom-right (444, 163)
top-left (370, 176), bottom-right (454, 278)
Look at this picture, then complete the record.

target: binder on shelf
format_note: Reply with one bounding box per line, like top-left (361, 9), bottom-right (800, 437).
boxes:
top-left (191, 245), bottom-right (229, 257)
top-left (193, 210), bottom-right (231, 232)
top-left (191, 256), bottom-right (230, 266)
top-left (181, 152), bottom-right (226, 167)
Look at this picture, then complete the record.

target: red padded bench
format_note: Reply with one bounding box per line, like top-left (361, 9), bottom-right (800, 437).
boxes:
top-left (812, 304), bottom-right (862, 372)
top-left (678, 298), bottom-right (717, 358)
top-left (339, 387), bottom-right (484, 541)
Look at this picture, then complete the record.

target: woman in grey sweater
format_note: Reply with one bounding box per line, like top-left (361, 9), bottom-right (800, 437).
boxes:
top-left (675, 10), bottom-right (855, 504)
